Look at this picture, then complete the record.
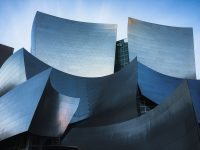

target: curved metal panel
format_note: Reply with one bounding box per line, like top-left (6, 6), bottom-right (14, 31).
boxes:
top-left (0, 50), bottom-right (138, 138)
top-left (0, 44), bottom-right (13, 67)
top-left (0, 69), bottom-right (51, 141)
top-left (50, 58), bottom-right (138, 124)
top-left (23, 49), bottom-right (49, 79)
top-left (138, 62), bottom-right (182, 104)
top-left (138, 62), bottom-right (200, 122)
top-left (128, 18), bottom-right (196, 79)
top-left (0, 68), bottom-right (80, 139)
top-left (0, 49), bottom-right (26, 96)
top-left (188, 80), bottom-right (200, 123)
top-left (0, 48), bottom-right (49, 96)
top-left (31, 11), bottom-right (117, 77)
top-left (0, 48), bottom-right (138, 126)
top-left (29, 79), bottom-right (80, 137)
top-left (62, 81), bottom-right (200, 150)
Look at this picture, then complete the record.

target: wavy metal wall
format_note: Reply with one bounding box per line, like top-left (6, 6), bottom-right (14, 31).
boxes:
top-left (128, 18), bottom-right (196, 79)
top-left (31, 12), bottom-right (117, 77)
top-left (62, 81), bottom-right (200, 150)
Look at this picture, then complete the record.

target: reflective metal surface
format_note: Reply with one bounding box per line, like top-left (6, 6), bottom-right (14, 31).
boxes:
top-left (0, 49), bottom-right (27, 96)
top-left (31, 11), bottom-right (117, 77)
top-left (0, 44), bottom-right (13, 67)
top-left (138, 62), bottom-right (200, 122)
top-left (0, 69), bottom-right (51, 141)
top-left (0, 48), bottom-right (49, 96)
top-left (0, 50), bottom-right (138, 141)
top-left (62, 81), bottom-right (200, 150)
top-left (50, 58), bottom-right (138, 124)
top-left (29, 78), bottom-right (80, 137)
top-left (128, 18), bottom-right (196, 79)
top-left (138, 62), bottom-right (182, 104)
top-left (0, 68), bottom-right (80, 140)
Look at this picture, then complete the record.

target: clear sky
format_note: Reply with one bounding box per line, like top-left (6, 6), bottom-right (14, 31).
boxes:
top-left (0, 0), bottom-right (200, 78)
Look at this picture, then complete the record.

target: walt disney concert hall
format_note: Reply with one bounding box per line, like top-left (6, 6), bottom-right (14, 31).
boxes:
top-left (0, 12), bottom-right (200, 150)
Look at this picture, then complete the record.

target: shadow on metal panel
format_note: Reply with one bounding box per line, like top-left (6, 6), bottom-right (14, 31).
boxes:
top-left (0, 48), bottom-right (49, 96)
top-left (62, 81), bottom-right (200, 150)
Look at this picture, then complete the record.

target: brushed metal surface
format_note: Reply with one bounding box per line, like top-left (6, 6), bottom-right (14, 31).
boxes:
top-left (62, 81), bottom-right (200, 150)
top-left (0, 50), bottom-right (138, 141)
top-left (138, 62), bottom-right (182, 104)
top-left (50, 58), bottom-right (138, 124)
top-left (128, 18), bottom-right (196, 79)
top-left (29, 78), bottom-right (80, 137)
top-left (31, 11), bottom-right (117, 77)
top-left (0, 69), bottom-right (51, 141)
top-left (0, 68), bottom-right (80, 140)
top-left (138, 62), bottom-right (200, 122)
top-left (0, 48), bottom-right (49, 96)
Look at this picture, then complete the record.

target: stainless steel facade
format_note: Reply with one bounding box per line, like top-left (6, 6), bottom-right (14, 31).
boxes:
top-left (62, 81), bottom-right (200, 150)
top-left (0, 50), bottom-right (138, 142)
top-left (1, 12), bottom-right (200, 149)
top-left (128, 18), bottom-right (196, 79)
top-left (138, 62), bottom-right (200, 122)
top-left (50, 58), bottom-right (138, 124)
top-left (31, 12), bottom-right (117, 77)
top-left (0, 48), bottom-right (49, 96)
top-left (0, 69), bottom-right (51, 141)
top-left (0, 68), bottom-right (80, 140)
top-left (138, 62), bottom-right (182, 104)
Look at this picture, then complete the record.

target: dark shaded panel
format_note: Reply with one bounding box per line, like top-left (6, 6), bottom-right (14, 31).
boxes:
top-left (138, 62), bottom-right (200, 122)
top-left (29, 79), bottom-right (80, 137)
top-left (50, 58), bottom-right (138, 124)
top-left (128, 18), bottom-right (196, 79)
top-left (0, 44), bottom-right (14, 67)
top-left (31, 11), bottom-right (117, 77)
top-left (62, 81), bottom-right (200, 150)
top-left (23, 50), bottom-right (49, 79)
top-left (138, 62), bottom-right (182, 104)
top-left (188, 80), bottom-right (200, 122)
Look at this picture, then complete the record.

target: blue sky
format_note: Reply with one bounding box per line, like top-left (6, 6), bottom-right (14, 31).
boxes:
top-left (0, 0), bottom-right (200, 77)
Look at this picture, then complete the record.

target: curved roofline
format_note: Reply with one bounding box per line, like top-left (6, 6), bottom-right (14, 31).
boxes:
top-left (128, 17), bottom-right (193, 29)
top-left (17, 48), bottom-right (135, 79)
top-left (2, 48), bottom-right (137, 86)
top-left (138, 61), bottom-right (182, 80)
top-left (36, 11), bottom-right (117, 28)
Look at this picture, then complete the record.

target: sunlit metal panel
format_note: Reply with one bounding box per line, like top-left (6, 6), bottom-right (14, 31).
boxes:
top-left (0, 69), bottom-right (51, 141)
top-left (128, 18), bottom-right (196, 79)
top-left (0, 68), bottom-right (80, 140)
top-left (31, 11), bottom-right (117, 77)
top-left (0, 48), bottom-right (49, 96)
